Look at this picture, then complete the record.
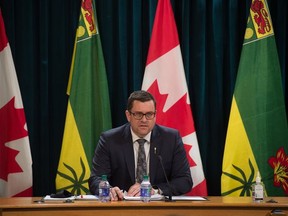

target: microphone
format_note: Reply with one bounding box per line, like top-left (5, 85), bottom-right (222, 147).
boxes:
top-left (155, 149), bottom-right (175, 202)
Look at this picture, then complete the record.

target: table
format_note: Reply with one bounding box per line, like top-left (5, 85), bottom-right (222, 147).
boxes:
top-left (0, 196), bottom-right (287, 216)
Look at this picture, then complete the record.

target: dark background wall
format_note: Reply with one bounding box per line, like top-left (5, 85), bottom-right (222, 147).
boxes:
top-left (0, 0), bottom-right (287, 196)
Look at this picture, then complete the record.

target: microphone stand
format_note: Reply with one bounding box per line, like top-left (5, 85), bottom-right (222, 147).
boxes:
top-left (158, 155), bottom-right (175, 202)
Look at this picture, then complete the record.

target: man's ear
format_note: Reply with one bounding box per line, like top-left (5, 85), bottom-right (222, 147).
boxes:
top-left (125, 110), bottom-right (131, 122)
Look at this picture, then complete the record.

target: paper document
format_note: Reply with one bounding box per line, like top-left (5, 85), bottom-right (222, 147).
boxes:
top-left (124, 194), bottom-right (164, 201)
top-left (43, 195), bottom-right (98, 201)
top-left (75, 195), bottom-right (98, 200)
top-left (170, 196), bottom-right (207, 201)
top-left (43, 195), bottom-right (75, 201)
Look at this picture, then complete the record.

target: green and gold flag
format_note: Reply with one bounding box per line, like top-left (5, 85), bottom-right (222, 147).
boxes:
top-left (56, 0), bottom-right (111, 195)
top-left (221, 0), bottom-right (288, 196)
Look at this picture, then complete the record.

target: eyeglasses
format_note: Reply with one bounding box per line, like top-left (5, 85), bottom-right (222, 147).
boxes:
top-left (129, 111), bottom-right (156, 120)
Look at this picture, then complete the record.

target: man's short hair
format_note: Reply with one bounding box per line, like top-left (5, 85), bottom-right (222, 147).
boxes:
top-left (127, 90), bottom-right (156, 111)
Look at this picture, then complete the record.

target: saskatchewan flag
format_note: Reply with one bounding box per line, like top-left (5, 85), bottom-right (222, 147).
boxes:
top-left (56, 0), bottom-right (112, 195)
top-left (221, 0), bottom-right (288, 197)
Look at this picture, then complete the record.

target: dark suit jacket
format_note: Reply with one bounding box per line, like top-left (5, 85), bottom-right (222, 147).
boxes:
top-left (89, 123), bottom-right (193, 196)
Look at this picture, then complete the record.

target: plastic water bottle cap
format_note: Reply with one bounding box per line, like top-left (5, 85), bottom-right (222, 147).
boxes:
top-left (102, 175), bottom-right (107, 181)
top-left (143, 175), bottom-right (149, 181)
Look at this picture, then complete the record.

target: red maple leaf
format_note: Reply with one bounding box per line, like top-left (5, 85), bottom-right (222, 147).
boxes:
top-left (0, 97), bottom-right (27, 181)
top-left (147, 80), bottom-right (197, 167)
top-left (183, 144), bottom-right (196, 167)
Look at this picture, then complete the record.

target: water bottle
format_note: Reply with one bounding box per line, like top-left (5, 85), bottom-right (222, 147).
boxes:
top-left (99, 175), bottom-right (110, 202)
top-left (140, 175), bottom-right (151, 203)
top-left (252, 171), bottom-right (265, 202)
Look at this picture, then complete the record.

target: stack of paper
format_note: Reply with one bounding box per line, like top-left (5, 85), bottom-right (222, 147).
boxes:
top-left (43, 195), bottom-right (98, 202)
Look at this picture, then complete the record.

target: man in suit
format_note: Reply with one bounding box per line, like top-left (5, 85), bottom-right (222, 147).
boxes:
top-left (89, 90), bottom-right (192, 201)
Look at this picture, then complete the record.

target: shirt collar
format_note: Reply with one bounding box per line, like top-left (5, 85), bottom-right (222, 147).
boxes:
top-left (130, 128), bottom-right (151, 143)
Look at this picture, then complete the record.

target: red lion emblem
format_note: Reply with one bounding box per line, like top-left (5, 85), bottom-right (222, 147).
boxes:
top-left (82, 0), bottom-right (95, 32)
top-left (251, 0), bottom-right (271, 34)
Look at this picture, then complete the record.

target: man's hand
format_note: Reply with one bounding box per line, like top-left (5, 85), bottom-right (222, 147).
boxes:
top-left (110, 187), bottom-right (124, 201)
top-left (127, 183), bottom-right (157, 197)
top-left (127, 183), bottom-right (141, 196)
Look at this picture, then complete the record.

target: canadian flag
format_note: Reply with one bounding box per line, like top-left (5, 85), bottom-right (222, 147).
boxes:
top-left (0, 9), bottom-right (33, 197)
top-left (142, 0), bottom-right (207, 195)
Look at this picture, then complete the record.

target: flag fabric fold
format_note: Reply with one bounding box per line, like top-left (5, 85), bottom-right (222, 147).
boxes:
top-left (0, 9), bottom-right (33, 197)
top-left (56, 0), bottom-right (112, 195)
top-left (221, 0), bottom-right (288, 196)
top-left (142, 0), bottom-right (207, 196)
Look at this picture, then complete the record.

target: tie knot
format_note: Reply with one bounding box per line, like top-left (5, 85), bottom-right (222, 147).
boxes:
top-left (137, 139), bottom-right (146, 146)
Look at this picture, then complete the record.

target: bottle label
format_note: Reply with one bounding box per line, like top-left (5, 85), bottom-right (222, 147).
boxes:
top-left (254, 185), bottom-right (264, 200)
top-left (140, 188), bottom-right (151, 197)
top-left (99, 188), bottom-right (110, 196)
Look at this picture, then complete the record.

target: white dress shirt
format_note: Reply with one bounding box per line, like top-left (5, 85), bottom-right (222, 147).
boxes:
top-left (131, 129), bottom-right (151, 181)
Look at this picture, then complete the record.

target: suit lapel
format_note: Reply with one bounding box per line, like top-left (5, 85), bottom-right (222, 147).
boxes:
top-left (122, 124), bottom-right (162, 185)
top-left (149, 125), bottom-right (161, 184)
top-left (123, 124), bottom-right (136, 183)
